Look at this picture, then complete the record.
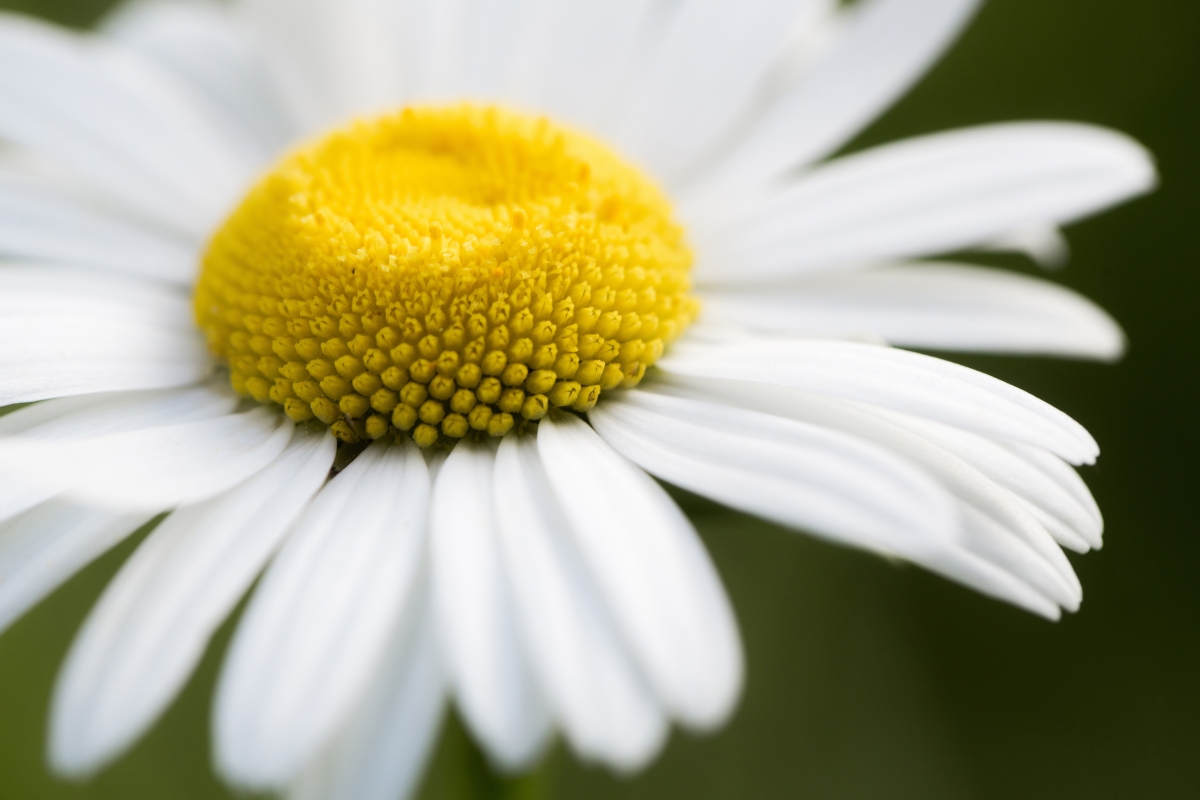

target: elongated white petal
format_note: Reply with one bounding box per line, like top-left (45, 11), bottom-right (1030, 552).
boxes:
top-left (0, 13), bottom-right (252, 236)
top-left (537, 414), bottom-right (743, 730)
top-left (0, 384), bottom-right (238, 522)
top-left (214, 439), bottom-right (429, 790)
top-left (494, 434), bottom-right (666, 772)
top-left (661, 337), bottom-right (1099, 464)
top-left (695, 123), bottom-right (1156, 282)
top-left (395, 0), bottom-right (468, 100)
top-left (515, 0), bottom-right (653, 129)
top-left (0, 315), bottom-right (211, 406)
top-left (613, 0), bottom-right (820, 184)
top-left (0, 501), bottom-right (150, 635)
top-left (240, 0), bottom-right (405, 131)
top-left (0, 407), bottom-right (292, 510)
top-left (590, 391), bottom-right (1060, 618)
top-left (0, 383), bottom-right (238, 439)
top-left (693, 0), bottom-right (982, 194)
top-left (290, 596), bottom-right (444, 800)
top-left (864, 407), bottom-right (1102, 552)
top-left (103, 0), bottom-right (294, 159)
top-left (429, 439), bottom-right (550, 771)
top-left (49, 427), bottom-right (334, 777)
top-left (651, 376), bottom-right (1081, 610)
top-left (0, 174), bottom-right (199, 282)
top-left (701, 263), bottom-right (1126, 360)
top-left (0, 264), bottom-right (195, 324)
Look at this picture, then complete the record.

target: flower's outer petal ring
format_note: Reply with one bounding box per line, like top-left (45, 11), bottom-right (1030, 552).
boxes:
top-left (0, 502), bottom-right (151, 636)
top-left (0, 13), bottom-right (253, 237)
top-left (102, 0), bottom-right (294, 160)
top-left (0, 407), bottom-right (292, 511)
top-left (48, 427), bottom-right (334, 778)
top-left (693, 123), bottom-right (1156, 282)
top-left (0, 173), bottom-right (199, 283)
top-left (649, 376), bottom-right (1082, 611)
top-left (214, 439), bottom-right (429, 791)
top-left (538, 414), bottom-right (744, 731)
top-left (612, 0), bottom-right (822, 185)
top-left (661, 337), bottom-right (1099, 464)
top-left (701, 263), bottom-right (1126, 361)
top-left (495, 433), bottom-right (667, 772)
top-left (289, 594), bottom-right (444, 800)
top-left (692, 0), bottom-right (982, 194)
top-left (430, 438), bottom-right (551, 772)
top-left (590, 391), bottom-right (1061, 619)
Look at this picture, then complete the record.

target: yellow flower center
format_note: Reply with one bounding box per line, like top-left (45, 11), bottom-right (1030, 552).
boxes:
top-left (195, 105), bottom-right (697, 447)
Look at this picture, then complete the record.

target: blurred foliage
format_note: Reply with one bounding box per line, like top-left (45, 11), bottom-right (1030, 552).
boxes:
top-left (1, 0), bottom-right (1197, 798)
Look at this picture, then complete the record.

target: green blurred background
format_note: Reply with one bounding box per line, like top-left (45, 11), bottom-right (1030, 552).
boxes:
top-left (0, 0), bottom-right (1196, 797)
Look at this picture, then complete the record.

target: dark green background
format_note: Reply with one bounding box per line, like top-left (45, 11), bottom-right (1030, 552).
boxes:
top-left (1, 1), bottom-right (1196, 797)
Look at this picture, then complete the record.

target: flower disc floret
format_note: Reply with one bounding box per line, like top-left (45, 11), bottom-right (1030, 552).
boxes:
top-left (195, 104), bottom-right (698, 446)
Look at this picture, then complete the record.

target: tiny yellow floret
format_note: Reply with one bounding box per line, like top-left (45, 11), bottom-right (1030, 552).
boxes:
top-left (196, 104), bottom-right (697, 446)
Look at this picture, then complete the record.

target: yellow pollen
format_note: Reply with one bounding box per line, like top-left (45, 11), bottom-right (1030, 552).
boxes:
top-left (195, 104), bottom-right (698, 446)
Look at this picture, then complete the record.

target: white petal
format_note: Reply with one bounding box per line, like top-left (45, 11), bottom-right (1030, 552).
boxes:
top-left (661, 337), bottom-right (1099, 464)
top-left (214, 439), bottom-right (429, 790)
top-left (48, 427), bottom-right (334, 777)
top-left (240, 0), bottom-right (405, 131)
top-left (692, 0), bottom-right (982, 194)
top-left (0, 384), bottom-right (238, 522)
top-left (694, 123), bottom-right (1156, 282)
top-left (864, 407), bottom-right (1102, 551)
top-left (0, 172), bottom-right (199, 283)
top-left (103, 0), bottom-right (294, 159)
top-left (429, 438), bottom-right (550, 771)
top-left (0, 501), bottom-right (150, 635)
top-left (700, 263), bottom-right (1126, 360)
top-left (0, 407), bottom-right (293, 511)
top-left (0, 263), bottom-right (196, 323)
top-left (979, 221), bottom-right (1070, 269)
top-left (494, 433), bottom-right (666, 772)
top-left (290, 595), bottom-right (444, 800)
top-left (0, 259), bottom-right (210, 408)
top-left (650, 376), bottom-right (1081, 610)
top-left (590, 390), bottom-right (1060, 619)
top-left (0, 13), bottom-right (253, 236)
top-left (0, 382), bottom-right (238, 439)
top-left (512, 0), bottom-right (653, 129)
top-left (396, 0), bottom-right (468, 100)
top-left (537, 414), bottom-right (743, 730)
top-left (612, 0), bottom-right (822, 184)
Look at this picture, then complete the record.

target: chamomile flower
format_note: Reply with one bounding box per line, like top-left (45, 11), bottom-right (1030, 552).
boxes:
top-left (0, 1), bottom-right (1154, 799)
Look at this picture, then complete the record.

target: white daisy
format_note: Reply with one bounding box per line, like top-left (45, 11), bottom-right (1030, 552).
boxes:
top-left (0, 0), bottom-right (1154, 798)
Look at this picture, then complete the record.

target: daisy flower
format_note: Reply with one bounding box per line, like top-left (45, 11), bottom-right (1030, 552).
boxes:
top-left (0, 0), bottom-right (1155, 798)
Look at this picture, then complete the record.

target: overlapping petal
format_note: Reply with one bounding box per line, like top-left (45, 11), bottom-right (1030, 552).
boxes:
top-left (214, 439), bottom-right (429, 789)
top-left (49, 427), bottom-right (334, 777)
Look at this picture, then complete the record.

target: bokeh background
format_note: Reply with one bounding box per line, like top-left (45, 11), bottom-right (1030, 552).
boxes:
top-left (0, 0), bottom-right (1196, 797)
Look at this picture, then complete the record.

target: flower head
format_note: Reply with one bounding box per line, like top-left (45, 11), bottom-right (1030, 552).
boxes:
top-left (0, 1), bottom-right (1155, 798)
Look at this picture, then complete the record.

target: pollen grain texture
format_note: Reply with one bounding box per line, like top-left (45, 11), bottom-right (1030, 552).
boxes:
top-left (196, 105), bottom-right (697, 447)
